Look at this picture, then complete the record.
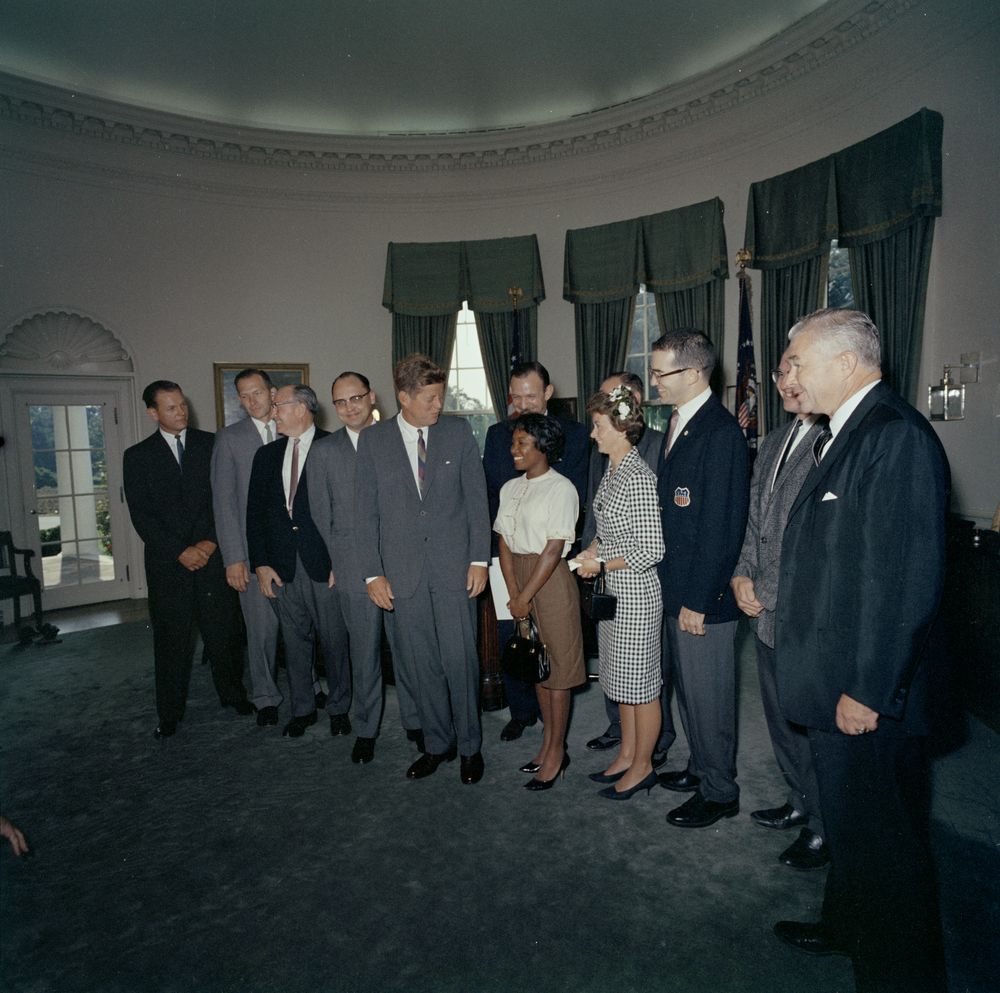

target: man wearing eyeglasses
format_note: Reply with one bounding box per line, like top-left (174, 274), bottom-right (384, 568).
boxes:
top-left (246, 384), bottom-right (350, 739)
top-left (731, 358), bottom-right (829, 870)
top-left (650, 329), bottom-right (749, 829)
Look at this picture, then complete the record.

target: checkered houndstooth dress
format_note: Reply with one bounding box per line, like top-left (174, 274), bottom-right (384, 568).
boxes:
top-left (593, 446), bottom-right (665, 704)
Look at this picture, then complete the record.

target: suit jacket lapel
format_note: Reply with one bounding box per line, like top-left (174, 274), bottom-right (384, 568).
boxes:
top-left (389, 415), bottom-right (422, 502)
top-left (153, 431), bottom-right (182, 479)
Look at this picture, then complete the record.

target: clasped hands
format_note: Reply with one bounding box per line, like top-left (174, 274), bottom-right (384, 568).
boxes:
top-left (178, 540), bottom-right (216, 572)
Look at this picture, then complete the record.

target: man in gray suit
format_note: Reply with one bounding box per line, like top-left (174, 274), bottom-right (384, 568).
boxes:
top-left (731, 352), bottom-right (829, 870)
top-left (356, 354), bottom-right (491, 784)
top-left (308, 372), bottom-right (390, 764)
top-left (211, 368), bottom-right (284, 725)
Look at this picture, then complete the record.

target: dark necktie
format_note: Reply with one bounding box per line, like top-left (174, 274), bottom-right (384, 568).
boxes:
top-left (773, 419), bottom-right (803, 486)
top-left (812, 426), bottom-right (833, 466)
top-left (288, 438), bottom-right (300, 516)
top-left (663, 408), bottom-right (680, 458)
top-left (174, 434), bottom-right (184, 468)
top-left (417, 429), bottom-right (427, 498)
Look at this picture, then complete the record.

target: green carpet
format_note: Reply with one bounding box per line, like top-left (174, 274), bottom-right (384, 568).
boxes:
top-left (0, 621), bottom-right (995, 993)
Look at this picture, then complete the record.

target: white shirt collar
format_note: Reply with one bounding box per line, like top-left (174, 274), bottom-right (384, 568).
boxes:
top-left (829, 380), bottom-right (881, 441)
top-left (346, 426), bottom-right (361, 450)
top-left (673, 387), bottom-right (712, 435)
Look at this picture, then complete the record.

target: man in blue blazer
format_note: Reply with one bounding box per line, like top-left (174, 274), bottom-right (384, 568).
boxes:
top-left (652, 330), bottom-right (749, 829)
top-left (771, 309), bottom-right (948, 993)
top-left (356, 355), bottom-right (491, 784)
top-left (482, 360), bottom-right (589, 740)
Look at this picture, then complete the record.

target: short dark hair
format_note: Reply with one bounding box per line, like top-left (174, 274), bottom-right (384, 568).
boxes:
top-left (142, 380), bottom-right (182, 409)
top-left (233, 368), bottom-right (274, 392)
top-left (333, 371), bottom-right (372, 393)
top-left (586, 386), bottom-right (644, 445)
top-left (651, 328), bottom-right (716, 378)
top-left (513, 412), bottom-right (565, 463)
top-left (282, 384), bottom-right (319, 414)
top-left (510, 360), bottom-right (550, 390)
top-left (394, 354), bottom-right (446, 396)
top-left (607, 370), bottom-right (645, 401)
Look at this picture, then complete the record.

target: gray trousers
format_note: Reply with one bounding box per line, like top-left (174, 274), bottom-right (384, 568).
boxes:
top-left (755, 635), bottom-right (824, 836)
top-left (237, 570), bottom-right (282, 710)
top-left (271, 564), bottom-right (352, 719)
top-left (389, 575), bottom-right (481, 756)
top-left (665, 616), bottom-right (739, 803)
top-left (334, 588), bottom-right (384, 739)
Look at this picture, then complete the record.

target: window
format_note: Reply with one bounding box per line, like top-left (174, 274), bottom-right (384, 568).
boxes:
top-left (443, 302), bottom-right (497, 453)
top-left (827, 239), bottom-right (855, 308)
top-left (624, 285), bottom-right (672, 432)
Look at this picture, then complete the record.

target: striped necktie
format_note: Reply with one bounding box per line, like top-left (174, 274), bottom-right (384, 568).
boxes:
top-left (174, 433), bottom-right (184, 468)
top-left (417, 428), bottom-right (427, 498)
top-left (812, 425), bottom-right (833, 466)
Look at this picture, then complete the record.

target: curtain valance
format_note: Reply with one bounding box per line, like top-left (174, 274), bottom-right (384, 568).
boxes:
top-left (382, 235), bottom-right (544, 317)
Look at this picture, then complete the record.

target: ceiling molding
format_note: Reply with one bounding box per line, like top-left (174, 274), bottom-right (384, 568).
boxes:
top-left (0, 0), bottom-right (914, 176)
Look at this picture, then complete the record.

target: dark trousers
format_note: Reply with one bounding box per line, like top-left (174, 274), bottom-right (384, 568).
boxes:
top-left (147, 557), bottom-right (246, 724)
top-left (810, 726), bottom-right (947, 993)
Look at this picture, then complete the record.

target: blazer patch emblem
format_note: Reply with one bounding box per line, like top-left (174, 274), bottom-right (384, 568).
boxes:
top-left (673, 487), bottom-right (691, 508)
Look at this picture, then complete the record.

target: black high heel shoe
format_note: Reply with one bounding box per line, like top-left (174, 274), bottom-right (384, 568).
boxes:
top-left (588, 768), bottom-right (626, 784)
top-left (598, 769), bottom-right (659, 800)
top-left (519, 760), bottom-right (542, 774)
top-left (524, 753), bottom-right (571, 791)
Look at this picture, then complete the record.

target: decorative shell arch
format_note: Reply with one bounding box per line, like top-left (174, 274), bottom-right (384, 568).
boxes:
top-left (0, 311), bottom-right (133, 373)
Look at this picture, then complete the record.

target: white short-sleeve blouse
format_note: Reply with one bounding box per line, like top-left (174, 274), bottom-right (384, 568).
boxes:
top-left (493, 468), bottom-right (578, 557)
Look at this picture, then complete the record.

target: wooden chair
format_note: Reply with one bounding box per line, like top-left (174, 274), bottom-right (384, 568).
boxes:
top-left (0, 531), bottom-right (44, 632)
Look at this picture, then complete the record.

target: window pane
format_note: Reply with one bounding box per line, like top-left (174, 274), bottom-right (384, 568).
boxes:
top-left (455, 321), bottom-right (481, 366)
top-left (86, 405), bottom-right (106, 448)
top-left (827, 240), bottom-right (854, 308)
top-left (29, 405), bottom-right (55, 450)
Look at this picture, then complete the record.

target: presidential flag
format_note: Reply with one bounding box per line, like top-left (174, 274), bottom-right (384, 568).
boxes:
top-left (735, 269), bottom-right (759, 458)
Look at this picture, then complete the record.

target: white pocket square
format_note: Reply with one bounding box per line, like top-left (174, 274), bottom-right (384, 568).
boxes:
top-left (821, 491), bottom-right (838, 502)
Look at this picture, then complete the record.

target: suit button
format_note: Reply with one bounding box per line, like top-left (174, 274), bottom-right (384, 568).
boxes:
top-left (761, 536), bottom-right (767, 543)
top-left (420, 510), bottom-right (427, 517)
top-left (292, 526), bottom-right (300, 533)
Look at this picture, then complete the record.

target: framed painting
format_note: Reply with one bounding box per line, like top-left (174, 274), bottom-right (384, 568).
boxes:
top-left (213, 363), bottom-right (309, 428)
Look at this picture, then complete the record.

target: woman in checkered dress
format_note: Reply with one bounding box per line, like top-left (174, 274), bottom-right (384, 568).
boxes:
top-left (576, 387), bottom-right (664, 799)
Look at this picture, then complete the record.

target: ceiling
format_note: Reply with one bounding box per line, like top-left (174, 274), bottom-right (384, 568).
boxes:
top-left (0, 0), bottom-right (831, 136)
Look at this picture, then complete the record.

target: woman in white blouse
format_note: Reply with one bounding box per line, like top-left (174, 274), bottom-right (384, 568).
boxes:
top-left (495, 413), bottom-right (586, 791)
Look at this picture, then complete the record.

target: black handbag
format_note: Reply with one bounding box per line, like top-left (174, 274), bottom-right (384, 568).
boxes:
top-left (501, 616), bottom-right (550, 684)
top-left (581, 562), bottom-right (617, 621)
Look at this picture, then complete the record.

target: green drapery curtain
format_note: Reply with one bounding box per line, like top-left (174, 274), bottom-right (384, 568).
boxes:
top-left (464, 236), bottom-right (545, 312)
top-left (574, 298), bottom-right (636, 415)
top-left (474, 308), bottom-right (538, 419)
top-left (654, 277), bottom-right (728, 395)
top-left (390, 312), bottom-right (458, 374)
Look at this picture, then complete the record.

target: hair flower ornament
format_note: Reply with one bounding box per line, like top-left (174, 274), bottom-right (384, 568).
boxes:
top-left (607, 384), bottom-right (633, 419)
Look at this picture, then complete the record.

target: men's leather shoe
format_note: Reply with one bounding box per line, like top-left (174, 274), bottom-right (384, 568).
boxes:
top-left (658, 769), bottom-right (701, 792)
top-left (750, 802), bottom-right (809, 831)
top-left (153, 721), bottom-right (177, 739)
top-left (666, 792), bottom-right (739, 828)
top-left (282, 711), bottom-right (318, 737)
top-left (500, 716), bottom-right (537, 741)
top-left (221, 697), bottom-right (254, 715)
top-left (651, 749), bottom-right (669, 769)
top-left (779, 828), bottom-right (831, 870)
top-left (329, 713), bottom-right (352, 736)
top-left (256, 706), bottom-right (279, 727)
top-left (406, 728), bottom-right (426, 753)
top-left (351, 737), bottom-right (376, 764)
top-left (773, 920), bottom-right (849, 957)
top-left (586, 728), bottom-right (621, 751)
top-left (314, 690), bottom-right (328, 709)
top-left (460, 751), bottom-right (485, 785)
top-left (406, 749), bottom-right (457, 780)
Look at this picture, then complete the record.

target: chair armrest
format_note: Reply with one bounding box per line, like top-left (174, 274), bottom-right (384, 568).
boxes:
top-left (12, 545), bottom-right (37, 579)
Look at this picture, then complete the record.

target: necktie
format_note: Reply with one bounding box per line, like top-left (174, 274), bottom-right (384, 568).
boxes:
top-left (265, 421), bottom-right (274, 444)
top-left (812, 425), bottom-right (833, 466)
top-left (664, 408), bottom-right (680, 457)
top-left (417, 428), bottom-right (427, 499)
top-left (773, 419), bottom-right (803, 486)
top-left (288, 437), bottom-right (300, 515)
top-left (174, 433), bottom-right (184, 468)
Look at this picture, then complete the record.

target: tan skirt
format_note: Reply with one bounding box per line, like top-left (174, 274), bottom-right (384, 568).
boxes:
top-left (512, 554), bottom-right (586, 690)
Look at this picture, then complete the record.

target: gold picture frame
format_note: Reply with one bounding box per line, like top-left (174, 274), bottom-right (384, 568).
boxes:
top-left (213, 363), bottom-right (310, 428)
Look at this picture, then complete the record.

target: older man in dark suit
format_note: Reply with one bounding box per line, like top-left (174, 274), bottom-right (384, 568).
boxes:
top-left (652, 330), bottom-right (749, 829)
top-left (731, 356), bottom-right (829, 871)
top-left (246, 384), bottom-right (350, 739)
top-left (357, 354), bottom-right (491, 784)
top-left (772, 309), bottom-right (949, 993)
top-left (123, 380), bottom-right (249, 739)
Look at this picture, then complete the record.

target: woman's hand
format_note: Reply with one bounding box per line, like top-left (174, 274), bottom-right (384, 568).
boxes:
top-left (575, 559), bottom-right (601, 579)
top-left (507, 597), bottom-right (532, 620)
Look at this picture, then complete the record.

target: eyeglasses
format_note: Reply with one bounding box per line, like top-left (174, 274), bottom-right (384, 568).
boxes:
top-left (648, 366), bottom-right (692, 383)
top-left (332, 392), bottom-right (371, 408)
top-left (770, 368), bottom-right (787, 384)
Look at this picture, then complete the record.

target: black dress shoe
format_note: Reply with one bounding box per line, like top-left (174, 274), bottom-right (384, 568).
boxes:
top-left (406, 749), bottom-right (457, 780)
top-left (586, 728), bottom-right (621, 751)
top-left (779, 828), bottom-right (831, 870)
top-left (588, 768), bottom-right (626, 784)
top-left (222, 697), bottom-right (254, 715)
top-left (153, 721), bottom-right (177, 739)
top-left (773, 920), bottom-right (849, 957)
top-left (314, 690), bottom-right (328, 709)
top-left (460, 751), bottom-right (485, 784)
top-left (405, 728), bottom-right (426, 753)
top-left (657, 768), bottom-right (701, 792)
top-left (651, 749), bottom-right (669, 769)
top-left (519, 760), bottom-right (542, 774)
top-left (329, 713), bottom-right (352, 736)
top-left (500, 716), bottom-right (537, 741)
top-left (750, 802), bottom-right (809, 831)
top-left (256, 706), bottom-right (279, 727)
top-left (666, 792), bottom-right (739, 828)
top-left (282, 711), bottom-right (317, 737)
top-left (351, 736), bottom-right (376, 764)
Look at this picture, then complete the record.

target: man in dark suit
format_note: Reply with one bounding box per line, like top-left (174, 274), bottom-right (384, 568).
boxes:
top-left (308, 371), bottom-right (389, 764)
top-left (731, 356), bottom-right (829, 870)
top-left (482, 360), bottom-right (589, 741)
top-left (211, 368), bottom-right (284, 726)
top-left (652, 330), bottom-right (749, 829)
top-left (581, 371), bottom-right (671, 762)
top-left (357, 354), bottom-right (491, 784)
top-left (246, 384), bottom-right (350, 738)
top-left (771, 309), bottom-right (949, 993)
top-left (123, 380), bottom-right (249, 739)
